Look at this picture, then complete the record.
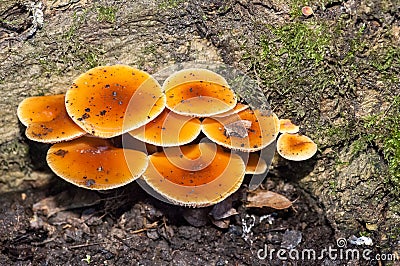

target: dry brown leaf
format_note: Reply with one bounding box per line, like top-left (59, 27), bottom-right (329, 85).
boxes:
top-left (209, 194), bottom-right (239, 220)
top-left (246, 190), bottom-right (292, 210)
top-left (224, 120), bottom-right (252, 138)
top-left (211, 218), bottom-right (230, 229)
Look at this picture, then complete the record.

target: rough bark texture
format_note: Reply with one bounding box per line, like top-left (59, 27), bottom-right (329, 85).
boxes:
top-left (1, 0), bottom-right (399, 264)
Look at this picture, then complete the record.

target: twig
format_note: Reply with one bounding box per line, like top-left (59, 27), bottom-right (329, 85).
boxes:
top-left (31, 237), bottom-right (57, 246)
top-left (69, 242), bottom-right (105, 249)
top-left (113, 235), bottom-right (130, 248)
top-left (68, 222), bottom-right (159, 249)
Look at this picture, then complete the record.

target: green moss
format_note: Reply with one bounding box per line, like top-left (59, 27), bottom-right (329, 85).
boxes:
top-left (0, 139), bottom-right (30, 175)
top-left (328, 180), bottom-right (338, 195)
top-left (260, 21), bottom-right (330, 65)
top-left (379, 98), bottom-right (400, 192)
top-left (370, 47), bottom-right (400, 82)
top-left (325, 123), bottom-right (354, 145)
top-left (142, 44), bottom-right (157, 55)
top-left (248, 9), bottom-right (398, 130)
top-left (158, 0), bottom-right (185, 9)
top-left (63, 10), bottom-right (87, 41)
top-left (288, 0), bottom-right (347, 18)
top-left (96, 6), bottom-right (117, 23)
top-left (359, 96), bottom-right (400, 195)
top-left (243, 0), bottom-right (399, 198)
top-left (343, 96), bottom-right (400, 195)
top-left (256, 21), bottom-right (333, 113)
top-left (58, 10), bottom-right (104, 71)
top-left (358, 231), bottom-right (371, 237)
top-left (350, 138), bottom-right (368, 156)
top-left (289, 0), bottom-right (309, 18)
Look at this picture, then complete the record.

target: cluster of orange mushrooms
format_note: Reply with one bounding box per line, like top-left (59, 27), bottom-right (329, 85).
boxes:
top-left (17, 65), bottom-right (317, 207)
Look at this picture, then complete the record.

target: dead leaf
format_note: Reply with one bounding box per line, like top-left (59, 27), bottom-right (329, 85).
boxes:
top-left (224, 120), bottom-right (252, 138)
top-left (209, 194), bottom-right (239, 220)
top-left (211, 218), bottom-right (230, 229)
top-left (246, 190), bottom-right (292, 209)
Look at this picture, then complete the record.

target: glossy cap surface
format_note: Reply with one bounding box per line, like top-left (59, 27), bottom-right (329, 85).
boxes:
top-left (17, 94), bottom-right (85, 143)
top-left (142, 143), bottom-right (245, 207)
top-left (47, 137), bottom-right (148, 189)
top-left (66, 65), bottom-right (165, 138)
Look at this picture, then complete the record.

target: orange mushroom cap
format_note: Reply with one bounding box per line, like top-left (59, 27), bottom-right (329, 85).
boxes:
top-left (163, 68), bottom-right (237, 117)
top-left (247, 141), bottom-right (277, 190)
top-left (142, 142), bottom-right (245, 207)
top-left (301, 6), bottom-right (314, 16)
top-left (162, 68), bottom-right (229, 92)
top-left (17, 94), bottom-right (86, 143)
top-left (279, 119), bottom-right (299, 134)
top-left (276, 133), bottom-right (317, 161)
top-left (65, 65), bottom-right (165, 138)
top-left (241, 153), bottom-right (268, 175)
top-left (211, 102), bottom-right (249, 118)
top-left (47, 136), bottom-right (148, 190)
top-left (273, 113), bottom-right (280, 133)
top-left (202, 109), bottom-right (279, 152)
top-left (121, 133), bottom-right (160, 155)
top-left (129, 109), bottom-right (201, 147)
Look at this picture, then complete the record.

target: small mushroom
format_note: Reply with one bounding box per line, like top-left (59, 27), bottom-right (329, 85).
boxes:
top-left (273, 113), bottom-right (280, 133)
top-left (279, 119), bottom-right (300, 134)
top-left (17, 94), bottom-right (86, 143)
top-left (202, 109), bottom-right (279, 152)
top-left (163, 68), bottom-right (237, 117)
top-left (243, 153), bottom-right (268, 175)
top-left (142, 143), bottom-right (246, 207)
top-left (129, 109), bottom-right (201, 147)
top-left (301, 6), bottom-right (313, 17)
top-left (46, 136), bottom-right (148, 189)
top-left (276, 133), bottom-right (317, 161)
top-left (65, 65), bottom-right (165, 138)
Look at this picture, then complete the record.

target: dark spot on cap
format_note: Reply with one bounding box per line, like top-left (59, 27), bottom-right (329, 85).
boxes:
top-left (53, 149), bottom-right (68, 158)
top-left (81, 113), bottom-right (90, 120)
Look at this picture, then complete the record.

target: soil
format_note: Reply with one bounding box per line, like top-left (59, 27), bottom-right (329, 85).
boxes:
top-left (0, 0), bottom-right (399, 265)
